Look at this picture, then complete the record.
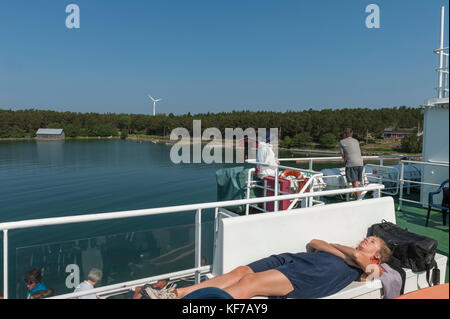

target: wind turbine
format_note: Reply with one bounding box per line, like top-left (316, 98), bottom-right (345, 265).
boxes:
top-left (148, 95), bottom-right (162, 116)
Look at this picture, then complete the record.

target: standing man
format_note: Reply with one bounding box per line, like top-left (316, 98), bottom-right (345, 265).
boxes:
top-left (339, 128), bottom-right (364, 198)
top-left (74, 268), bottom-right (102, 299)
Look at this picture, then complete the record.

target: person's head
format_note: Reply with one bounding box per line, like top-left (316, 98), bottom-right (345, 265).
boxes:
top-left (24, 268), bottom-right (42, 292)
top-left (344, 128), bottom-right (353, 138)
top-left (356, 236), bottom-right (391, 264)
top-left (87, 268), bottom-right (103, 285)
top-left (30, 289), bottom-right (55, 299)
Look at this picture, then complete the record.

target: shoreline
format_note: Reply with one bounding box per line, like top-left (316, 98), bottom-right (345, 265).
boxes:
top-left (0, 136), bottom-right (420, 157)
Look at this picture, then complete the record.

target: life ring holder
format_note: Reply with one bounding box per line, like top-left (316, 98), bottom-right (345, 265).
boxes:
top-left (279, 169), bottom-right (303, 179)
top-left (279, 169), bottom-right (309, 194)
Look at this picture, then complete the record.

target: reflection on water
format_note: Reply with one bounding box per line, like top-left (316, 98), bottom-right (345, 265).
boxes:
top-left (36, 141), bottom-right (65, 165)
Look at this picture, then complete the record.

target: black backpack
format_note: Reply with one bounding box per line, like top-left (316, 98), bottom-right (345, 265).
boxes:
top-left (368, 220), bottom-right (440, 286)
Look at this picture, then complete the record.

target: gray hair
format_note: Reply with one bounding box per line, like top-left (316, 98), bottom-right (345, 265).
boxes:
top-left (87, 268), bottom-right (103, 283)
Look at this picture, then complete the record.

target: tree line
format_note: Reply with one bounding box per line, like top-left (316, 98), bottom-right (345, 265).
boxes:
top-left (0, 107), bottom-right (422, 149)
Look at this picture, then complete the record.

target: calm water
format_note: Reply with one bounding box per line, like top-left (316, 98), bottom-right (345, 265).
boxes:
top-left (0, 140), bottom-right (238, 298)
top-left (0, 140), bottom-right (394, 298)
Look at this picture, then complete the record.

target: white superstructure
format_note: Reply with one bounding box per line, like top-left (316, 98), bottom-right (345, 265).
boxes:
top-left (420, 6), bottom-right (449, 206)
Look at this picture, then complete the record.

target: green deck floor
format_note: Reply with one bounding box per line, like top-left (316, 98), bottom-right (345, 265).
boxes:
top-left (394, 199), bottom-right (449, 283)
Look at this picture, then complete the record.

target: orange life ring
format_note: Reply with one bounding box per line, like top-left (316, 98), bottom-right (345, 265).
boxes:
top-left (279, 169), bottom-right (302, 179)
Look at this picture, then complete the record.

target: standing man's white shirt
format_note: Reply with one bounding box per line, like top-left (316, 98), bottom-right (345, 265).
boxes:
top-left (74, 280), bottom-right (96, 299)
top-left (257, 141), bottom-right (278, 178)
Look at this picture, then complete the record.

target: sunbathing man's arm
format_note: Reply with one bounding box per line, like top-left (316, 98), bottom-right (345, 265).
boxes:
top-left (308, 240), bottom-right (358, 268)
top-left (331, 244), bottom-right (383, 277)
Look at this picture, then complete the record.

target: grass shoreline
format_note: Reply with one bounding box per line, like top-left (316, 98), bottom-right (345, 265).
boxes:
top-left (0, 135), bottom-right (421, 157)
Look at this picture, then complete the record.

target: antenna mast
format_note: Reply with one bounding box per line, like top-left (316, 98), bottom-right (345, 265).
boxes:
top-left (437, 6), bottom-right (449, 99)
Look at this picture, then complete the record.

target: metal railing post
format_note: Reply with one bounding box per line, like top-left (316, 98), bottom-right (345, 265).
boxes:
top-left (263, 180), bottom-right (267, 211)
top-left (274, 167), bottom-right (279, 212)
top-left (195, 209), bottom-right (202, 284)
top-left (380, 158), bottom-right (384, 186)
top-left (309, 177), bottom-right (315, 207)
top-left (309, 159), bottom-right (313, 173)
top-left (398, 162), bottom-right (405, 211)
top-left (3, 230), bottom-right (8, 299)
top-left (214, 207), bottom-right (219, 233)
top-left (245, 169), bottom-right (254, 215)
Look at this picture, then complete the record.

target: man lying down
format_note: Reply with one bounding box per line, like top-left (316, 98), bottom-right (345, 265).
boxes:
top-left (136, 236), bottom-right (403, 299)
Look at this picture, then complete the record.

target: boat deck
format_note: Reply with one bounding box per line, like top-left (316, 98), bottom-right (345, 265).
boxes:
top-left (394, 199), bottom-right (449, 283)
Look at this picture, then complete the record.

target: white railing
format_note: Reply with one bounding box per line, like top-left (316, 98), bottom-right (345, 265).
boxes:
top-left (244, 154), bottom-right (420, 213)
top-left (0, 184), bottom-right (384, 299)
top-left (365, 164), bottom-right (402, 196)
top-left (244, 160), bottom-right (325, 213)
top-left (276, 154), bottom-right (420, 173)
top-left (398, 160), bottom-right (449, 210)
top-left (435, 46), bottom-right (449, 98)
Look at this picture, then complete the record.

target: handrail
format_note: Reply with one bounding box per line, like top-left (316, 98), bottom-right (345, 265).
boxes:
top-left (1, 183), bottom-right (384, 299)
top-left (49, 265), bottom-right (211, 299)
top-left (247, 154), bottom-right (421, 174)
top-left (397, 160), bottom-right (449, 210)
top-left (2, 186), bottom-right (356, 231)
top-left (401, 160), bottom-right (449, 167)
top-left (244, 155), bottom-right (410, 212)
top-left (365, 164), bottom-right (401, 196)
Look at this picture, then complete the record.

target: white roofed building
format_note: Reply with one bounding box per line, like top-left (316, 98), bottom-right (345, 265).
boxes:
top-left (36, 128), bottom-right (65, 140)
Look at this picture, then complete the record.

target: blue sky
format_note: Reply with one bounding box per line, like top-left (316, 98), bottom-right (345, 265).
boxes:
top-left (0, 0), bottom-right (448, 115)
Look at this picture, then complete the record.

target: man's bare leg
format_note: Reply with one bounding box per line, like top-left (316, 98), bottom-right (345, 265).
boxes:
top-left (353, 181), bottom-right (361, 198)
top-left (224, 269), bottom-right (294, 299)
top-left (175, 266), bottom-right (253, 299)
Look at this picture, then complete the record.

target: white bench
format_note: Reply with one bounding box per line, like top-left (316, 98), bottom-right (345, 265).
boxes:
top-left (211, 197), bottom-right (448, 299)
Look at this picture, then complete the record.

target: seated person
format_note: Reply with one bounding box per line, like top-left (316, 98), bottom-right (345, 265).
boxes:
top-left (24, 268), bottom-right (47, 299)
top-left (133, 280), bottom-right (170, 299)
top-left (256, 132), bottom-right (279, 178)
top-left (144, 236), bottom-right (395, 299)
top-left (30, 289), bottom-right (55, 299)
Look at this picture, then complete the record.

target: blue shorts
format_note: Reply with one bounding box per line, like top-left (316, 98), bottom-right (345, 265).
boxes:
top-left (345, 166), bottom-right (363, 183)
top-left (247, 252), bottom-right (362, 299)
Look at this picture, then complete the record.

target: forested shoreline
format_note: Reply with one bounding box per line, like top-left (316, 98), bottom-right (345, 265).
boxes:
top-left (0, 107), bottom-right (423, 151)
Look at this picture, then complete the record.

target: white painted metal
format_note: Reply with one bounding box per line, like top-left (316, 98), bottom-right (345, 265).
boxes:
top-left (420, 102), bottom-right (449, 206)
top-left (244, 155), bottom-right (414, 213)
top-left (245, 168), bottom-right (255, 215)
top-left (365, 164), bottom-right (401, 195)
top-left (3, 230), bottom-right (8, 300)
top-left (0, 183), bottom-right (384, 298)
top-left (398, 160), bottom-right (449, 210)
top-left (274, 167), bottom-right (279, 211)
top-left (48, 266), bottom-right (211, 299)
top-left (195, 209), bottom-right (202, 284)
top-left (438, 6), bottom-right (445, 98)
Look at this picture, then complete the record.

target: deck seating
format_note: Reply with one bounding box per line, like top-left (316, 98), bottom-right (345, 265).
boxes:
top-left (212, 197), bottom-right (448, 299)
